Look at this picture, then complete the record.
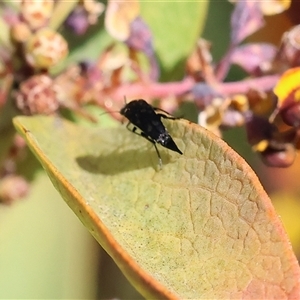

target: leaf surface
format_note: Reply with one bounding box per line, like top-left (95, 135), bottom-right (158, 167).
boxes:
top-left (13, 115), bottom-right (300, 299)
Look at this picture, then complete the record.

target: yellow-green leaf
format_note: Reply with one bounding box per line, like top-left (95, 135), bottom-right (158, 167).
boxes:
top-left (13, 115), bottom-right (300, 299)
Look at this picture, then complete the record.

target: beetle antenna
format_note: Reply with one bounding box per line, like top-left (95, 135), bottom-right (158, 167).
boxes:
top-left (99, 95), bottom-right (128, 117)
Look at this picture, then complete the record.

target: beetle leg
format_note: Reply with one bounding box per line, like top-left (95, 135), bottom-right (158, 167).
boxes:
top-left (125, 122), bottom-right (162, 169)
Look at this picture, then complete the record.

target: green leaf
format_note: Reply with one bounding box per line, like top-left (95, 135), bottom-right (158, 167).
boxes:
top-left (13, 115), bottom-right (300, 299)
top-left (140, 2), bottom-right (209, 80)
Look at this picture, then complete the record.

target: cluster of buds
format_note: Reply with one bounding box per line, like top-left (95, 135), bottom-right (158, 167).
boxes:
top-left (1, 0), bottom-right (106, 118)
top-left (184, 1), bottom-right (300, 167)
top-left (0, 134), bottom-right (29, 204)
top-left (9, 0), bottom-right (68, 115)
top-left (0, 0), bottom-right (69, 203)
top-left (0, 0), bottom-right (105, 204)
top-left (256, 65), bottom-right (300, 167)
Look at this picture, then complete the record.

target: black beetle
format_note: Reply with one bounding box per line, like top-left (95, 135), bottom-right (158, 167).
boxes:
top-left (120, 99), bottom-right (182, 167)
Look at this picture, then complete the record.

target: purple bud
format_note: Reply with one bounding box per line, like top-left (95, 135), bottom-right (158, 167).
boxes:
top-left (231, 0), bottom-right (264, 45)
top-left (280, 102), bottom-right (300, 127)
top-left (65, 7), bottom-right (90, 35)
top-left (260, 143), bottom-right (296, 167)
top-left (125, 17), bottom-right (159, 80)
top-left (231, 43), bottom-right (277, 75)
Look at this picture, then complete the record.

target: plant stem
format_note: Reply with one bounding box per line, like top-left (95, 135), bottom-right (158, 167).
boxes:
top-left (49, 0), bottom-right (80, 31)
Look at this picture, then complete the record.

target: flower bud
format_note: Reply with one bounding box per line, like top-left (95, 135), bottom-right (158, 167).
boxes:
top-left (21, 0), bottom-right (54, 30)
top-left (281, 25), bottom-right (300, 67)
top-left (11, 22), bottom-right (32, 43)
top-left (280, 102), bottom-right (300, 127)
top-left (0, 175), bottom-right (29, 205)
top-left (260, 143), bottom-right (296, 168)
top-left (15, 74), bottom-right (59, 115)
top-left (25, 28), bottom-right (68, 69)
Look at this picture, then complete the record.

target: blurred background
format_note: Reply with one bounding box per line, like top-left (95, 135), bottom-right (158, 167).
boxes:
top-left (0, 1), bottom-right (299, 299)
